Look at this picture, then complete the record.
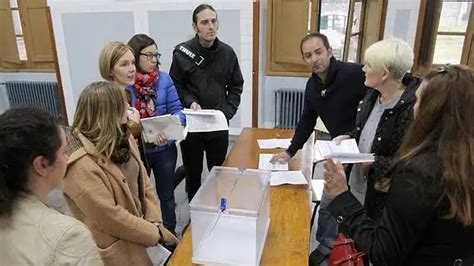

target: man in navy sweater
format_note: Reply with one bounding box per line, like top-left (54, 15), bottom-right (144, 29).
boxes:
top-left (271, 32), bottom-right (368, 264)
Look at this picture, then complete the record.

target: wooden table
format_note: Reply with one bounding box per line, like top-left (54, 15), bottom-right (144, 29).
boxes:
top-left (168, 128), bottom-right (313, 265)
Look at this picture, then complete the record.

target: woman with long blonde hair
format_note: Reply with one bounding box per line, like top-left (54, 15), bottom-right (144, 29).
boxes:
top-left (323, 65), bottom-right (474, 265)
top-left (63, 81), bottom-right (178, 266)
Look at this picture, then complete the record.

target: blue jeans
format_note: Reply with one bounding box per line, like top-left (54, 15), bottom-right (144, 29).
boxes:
top-left (146, 144), bottom-right (177, 234)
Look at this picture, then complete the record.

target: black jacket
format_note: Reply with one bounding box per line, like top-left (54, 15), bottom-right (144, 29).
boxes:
top-left (347, 73), bottom-right (422, 220)
top-left (286, 57), bottom-right (368, 157)
top-left (169, 36), bottom-right (244, 120)
top-left (329, 153), bottom-right (474, 266)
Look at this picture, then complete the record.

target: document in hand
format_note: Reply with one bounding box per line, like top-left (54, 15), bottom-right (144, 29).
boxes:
top-left (314, 139), bottom-right (375, 164)
top-left (140, 114), bottom-right (186, 143)
top-left (183, 109), bottom-right (229, 133)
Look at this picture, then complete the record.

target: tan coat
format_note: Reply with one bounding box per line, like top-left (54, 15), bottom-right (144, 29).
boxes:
top-left (0, 195), bottom-right (102, 266)
top-left (63, 132), bottom-right (177, 266)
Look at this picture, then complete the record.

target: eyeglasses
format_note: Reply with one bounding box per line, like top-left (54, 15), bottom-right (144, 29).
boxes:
top-left (139, 52), bottom-right (161, 61)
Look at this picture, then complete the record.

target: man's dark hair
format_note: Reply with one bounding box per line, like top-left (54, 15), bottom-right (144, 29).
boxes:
top-left (127, 33), bottom-right (160, 72)
top-left (0, 107), bottom-right (61, 216)
top-left (300, 32), bottom-right (331, 55)
top-left (192, 4), bottom-right (217, 24)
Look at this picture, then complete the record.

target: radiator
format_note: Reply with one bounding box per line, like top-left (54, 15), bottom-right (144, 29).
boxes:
top-left (5, 81), bottom-right (64, 122)
top-left (274, 88), bottom-right (305, 129)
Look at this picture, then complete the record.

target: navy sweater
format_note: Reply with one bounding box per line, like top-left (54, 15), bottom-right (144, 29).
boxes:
top-left (287, 57), bottom-right (368, 157)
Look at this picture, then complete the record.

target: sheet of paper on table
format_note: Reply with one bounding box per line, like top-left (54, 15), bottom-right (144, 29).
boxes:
top-left (270, 170), bottom-right (307, 186)
top-left (257, 138), bottom-right (292, 149)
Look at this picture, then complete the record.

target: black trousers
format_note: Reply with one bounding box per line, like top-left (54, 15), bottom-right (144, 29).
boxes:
top-left (180, 130), bottom-right (228, 201)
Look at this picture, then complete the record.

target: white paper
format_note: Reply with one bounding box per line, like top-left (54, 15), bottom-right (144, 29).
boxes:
top-left (270, 171), bottom-right (307, 186)
top-left (183, 109), bottom-right (229, 133)
top-left (311, 179), bottom-right (325, 201)
top-left (146, 244), bottom-right (171, 266)
top-left (140, 114), bottom-right (186, 142)
top-left (257, 138), bottom-right (292, 149)
top-left (258, 154), bottom-right (288, 171)
top-left (314, 139), bottom-right (375, 164)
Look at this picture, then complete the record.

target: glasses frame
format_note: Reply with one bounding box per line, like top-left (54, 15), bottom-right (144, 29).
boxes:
top-left (139, 52), bottom-right (161, 61)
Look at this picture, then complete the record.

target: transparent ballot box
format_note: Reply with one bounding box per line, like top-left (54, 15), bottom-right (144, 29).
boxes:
top-left (189, 167), bottom-right (271, 265)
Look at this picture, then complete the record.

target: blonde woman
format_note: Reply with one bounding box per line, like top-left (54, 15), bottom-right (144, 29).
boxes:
top-left (63, 81), bottom-right (178, 266)
top-left (98, 41), bottom-right (141, 138)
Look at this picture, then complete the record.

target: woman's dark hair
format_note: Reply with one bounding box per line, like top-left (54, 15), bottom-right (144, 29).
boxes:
top-left (0, 107), bottom-right (61, 216)
top-left (127, 33), bottom-right (160, 72)
top-left (192, 4), bottom-right (217, 24)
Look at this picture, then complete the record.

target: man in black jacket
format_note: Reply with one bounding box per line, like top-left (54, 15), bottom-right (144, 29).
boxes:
top-left (170, 4), bottom-right (243, 201)
top-left (271, 33), bottom-right (367, 264)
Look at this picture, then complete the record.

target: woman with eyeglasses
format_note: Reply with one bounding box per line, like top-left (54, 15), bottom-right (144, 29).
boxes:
top-left (127, 34), bottom-right (185, 236)
top-left (323, 64), bottom-right (474, 265)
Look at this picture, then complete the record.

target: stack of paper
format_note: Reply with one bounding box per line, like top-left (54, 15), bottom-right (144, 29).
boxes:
top-left (183, 109), bottom-right (228, 133)
top-left (257, 138), bottom-right (291, 149)
top-left (140, 114), bottom-right (186, 143)
top-left (258, 154), bottom-right (288, 171)
top-left (270, 171), bottom-right (307, 186)
top-left (314, 139), bottom-right (375, 164)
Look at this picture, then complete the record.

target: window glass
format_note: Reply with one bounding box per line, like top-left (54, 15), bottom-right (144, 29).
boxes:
top-left (16, 36), bottom-right (27, 61)
top-left (383, 0), bottom-right (421, 49)
top-left (438, 1), bottom-right (471, 32)
top-left (319, 0), bottom-right (350, 60)
top-left (433, 35), bottom-right (465, 64)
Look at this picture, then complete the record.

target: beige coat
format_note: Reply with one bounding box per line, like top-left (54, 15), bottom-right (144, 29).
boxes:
top-left (0, 195), bottom-right (102, 266)
top-left (63, 132), bottom-right (177, 266)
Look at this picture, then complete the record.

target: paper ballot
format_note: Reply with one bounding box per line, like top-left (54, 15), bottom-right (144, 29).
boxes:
top-left (140, 114), bottom-right (186, 143)
top-left (258, 154), bottom-right (288, 171)
top-left (270, 171), bottom-right (307, 186)
top-left (311, 179), bottom-right (325, 201)
top-left (257, 138), bottom-right (292, 149)
top-left (183, 109), bottom-right (229, 133)
top-left (146, 244), bottom-right (171, 266)
top-left (314, 139), bottom-right (375, 164)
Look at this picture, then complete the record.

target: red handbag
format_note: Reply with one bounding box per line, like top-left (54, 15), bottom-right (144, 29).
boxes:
top-left (328, 233), bottom-right (365, 266)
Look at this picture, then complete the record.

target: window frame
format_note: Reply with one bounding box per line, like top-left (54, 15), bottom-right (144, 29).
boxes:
top-left (413, 0), bottom-right (474, 74)
top-left (342, 0), bottom-right (366, 62)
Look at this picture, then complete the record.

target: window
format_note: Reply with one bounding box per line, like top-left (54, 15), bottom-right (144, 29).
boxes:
top-left (0, 0), bottom-right (55, 71)
top-left (383, 0), bottom-right (421, 52)
top-left (266, 0), bottom-right (368, 76)
top-left (413, 0), bottom-right (474, 73)
top-left (433, 1), bottom-right (472, 64)
top-left (318, 0), bottom-right (365, 62)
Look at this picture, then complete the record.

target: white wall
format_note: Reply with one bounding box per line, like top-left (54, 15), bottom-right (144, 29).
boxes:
top-left (48, 0), bottom-right (253, 135)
